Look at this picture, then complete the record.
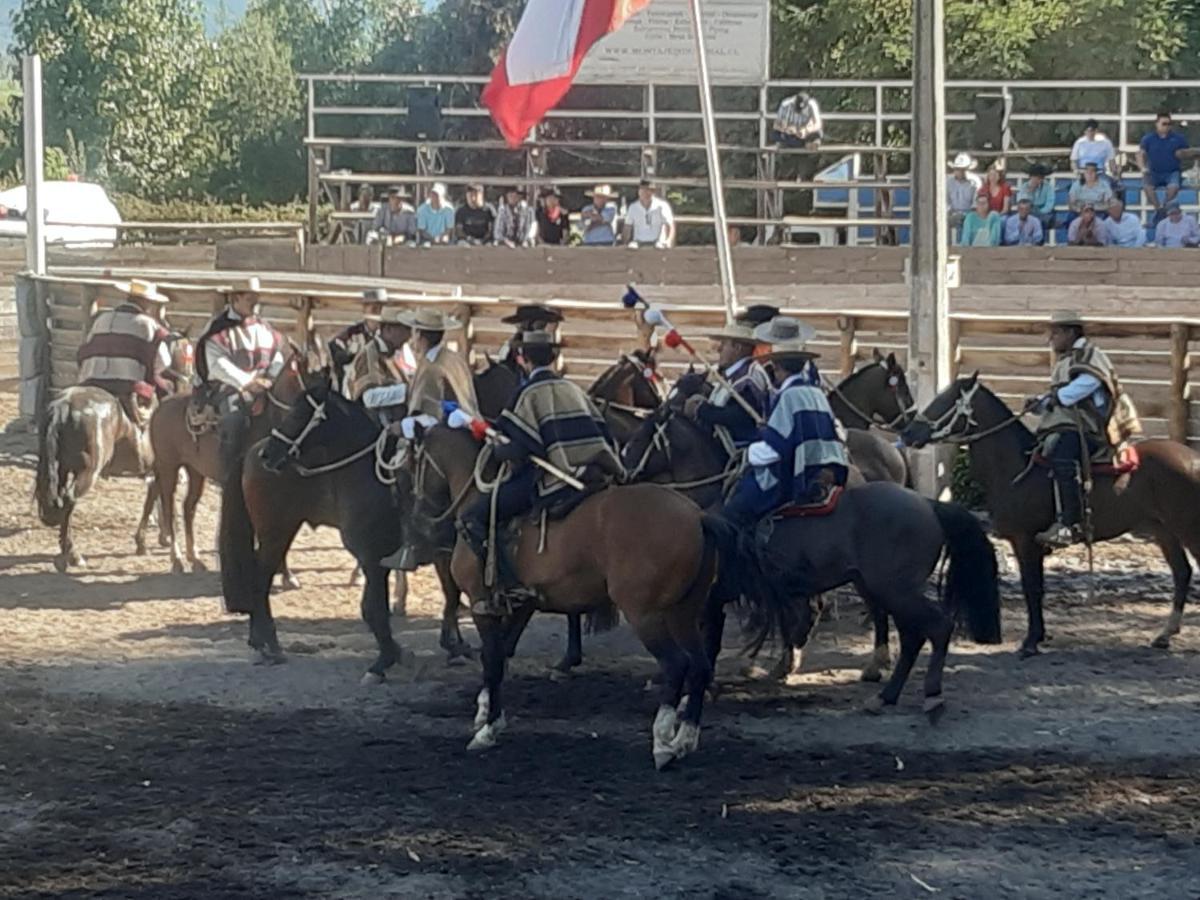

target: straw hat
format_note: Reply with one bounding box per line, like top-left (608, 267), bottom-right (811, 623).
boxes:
top-left (586, 184), bottom-right (615, 199)
top-left (222, 276), bottom-right (262, 295)
top-left (949, 152), bottom-right (978, 171)
top-left (704, 321), bottom-right (758, 344)
top-left (379, 307), bottom-right (412, 326)
top-left (752, 316), bottom-right (819, 358)
top-left (397, 307), bottom-right (461, 332)
top-left (501, 304), bottom-right (564, 326)
top-left (1048, 310), bottom-right (1084, 328)
top-left (117, 278), bottom-right (170, 304)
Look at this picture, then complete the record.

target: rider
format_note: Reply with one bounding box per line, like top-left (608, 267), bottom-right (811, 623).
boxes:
top-left (330, 288), bottom-right (387, 389)
top-left (499, 304), bottom-right (564, 370)
top-left (720, 317), bottom-right (849, 527)
top-left (681, 320), bottom-right (772, 445)
top-left (194, 277), bottom-right (286, 480)
top-left (76, 278), bottom-right (173, 439)
top-left (738, 304), bottom-right (781, 363)
top-left (458, 331), bottom-right (623, 581)
top-left (1029, 310), bottom-right (1123, 549)
top-left (343, 307), bottom-right (411, 423)
top-left (398, 307), bottom-right (479, 429)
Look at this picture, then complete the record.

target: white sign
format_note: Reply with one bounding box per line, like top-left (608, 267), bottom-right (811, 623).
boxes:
top-left (576, 0), bottom-right (770, 86)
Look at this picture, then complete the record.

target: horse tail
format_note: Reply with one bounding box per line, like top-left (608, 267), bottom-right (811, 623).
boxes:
top-left (930, 500), bottom-right (1002, 644)
top-left (35, 400), bottom-right (71, 526)
top-left (585, 600), bottom-right (621, 635)
top-left (219, 454), bottom-right (258, 615)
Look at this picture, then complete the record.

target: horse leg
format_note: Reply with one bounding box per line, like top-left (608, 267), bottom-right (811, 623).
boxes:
top-left (468, 615), bottom-right (509, 752)
top-left (918, 602), bottom-right (955, 724)
top-left (55, 498), bottom-right (83, 571)
top-left (1151, 532), bottom-right (1192, 649)
top-left (392, 569), bottom-right (408, 617)
top-left (181, 470), bottom-right (206, 572)
top-left (866, 613), bottom-right (924, 713)
top-left (158, 466), bottom-right (185, 574)
top-left (360, 562), bottom-right (403, 685)
top-left (1014, 537), bottom-right (1047, 657)
top-left (134, 478), bottom-right (158, 556)
top-left (248, 533), bottom-right (290, 665)
top-left (276, 557), bottom-right (301, 592)
top-left (635, 618), bottom-right (690, 770)
top-left (861, 603), bottom-right (891, 682)
top-left (434, 557), bottom-right (473, 663)
top-left (553, 613), bottom-right (584, 673)
top-left (664, 607), bottom-right (713, 767)
top-left (503, 605), bottom-right (536, 659)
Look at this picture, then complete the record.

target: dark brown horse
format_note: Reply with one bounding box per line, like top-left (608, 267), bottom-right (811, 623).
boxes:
top-left (411, 425), bottom-right (719, 769)
top-left (903, 375), bottom-right (1200, 656)
top-left (587, 349), bottom-right (664, 445)
top-left (35, 335), bottom-right (194, 572)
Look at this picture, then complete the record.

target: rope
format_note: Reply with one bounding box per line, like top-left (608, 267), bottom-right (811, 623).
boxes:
top-left (822, 376), bottom-right (911, 433)
top-left (292, 440), bottom-right (377, 477)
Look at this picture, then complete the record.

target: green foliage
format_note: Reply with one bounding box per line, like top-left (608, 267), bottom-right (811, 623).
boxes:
top-left (950, 449), bottom-right (987, 511)
top-left (42, 145), bottom-right (67, 180)
top-left (109, 191), bottom-right (310, 224)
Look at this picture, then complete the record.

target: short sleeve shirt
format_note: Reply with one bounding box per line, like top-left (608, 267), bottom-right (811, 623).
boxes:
top-left (581, 203), bottom-right (617, 245)
top-left (1140, 130), bottom-right (1189, 174)
top-left (626, 196), bottom-right (675, 244)
top-left (455, 204), bottom-right (495, 241)
top-left (416, 202), bottom-right (456, 239)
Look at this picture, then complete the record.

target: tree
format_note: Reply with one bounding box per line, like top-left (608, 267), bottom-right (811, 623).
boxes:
top-left (12, 0), bottom-right (221, 196)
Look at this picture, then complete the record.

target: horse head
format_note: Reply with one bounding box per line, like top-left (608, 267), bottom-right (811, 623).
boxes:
top-left (901, 372), bottom-right (991, 448)
top-left (260, 373), bottom-right (340, 473)
top-left (874, 349), bottom-right (916, 426)
top-left (407, 424), bottom-right (484, 527)
top-left (589, 350), bottom-right (663, 410)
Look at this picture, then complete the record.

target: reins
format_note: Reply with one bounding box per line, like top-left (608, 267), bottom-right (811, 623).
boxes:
top-left (822, 372), bottom-right (912, 434)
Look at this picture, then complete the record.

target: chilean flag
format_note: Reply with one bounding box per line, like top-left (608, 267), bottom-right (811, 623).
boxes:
top-left (483, 0), bottom-right (652, 147)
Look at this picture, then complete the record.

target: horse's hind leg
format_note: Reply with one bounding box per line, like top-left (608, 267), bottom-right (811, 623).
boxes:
top-left (861, 603), bottom-right (891, 682)
top-left (629, 612), bottom-right (690, 770)
top-left (134, 478), bottom-right (159, 556)
top-left (158, 465), bottom-right (185, 574)
top-left (468, 615), bottom-right (509, 752)
top-left (181, 470), bottom-right (207, 572)
top-left (918, 603), bottom-right (954, 723)
top-left (553, 613), bottom-right (584, 673)
top-left (1151, 532), bottom-right (1192, 649)
top-left (434, 557), bottom-right (473, 663)
top-left (55, 499), bottom-right (83, 571)
top-left (867, 609), bottom-right (925, 713)
top-left (360, 562), bottom-right (403, 684)
top-left (392, 569), bottom-right (408, 617)
top-left (276, 557), bottom-right (301, 591)
top-left (664, 606), bottom-right (713, 768)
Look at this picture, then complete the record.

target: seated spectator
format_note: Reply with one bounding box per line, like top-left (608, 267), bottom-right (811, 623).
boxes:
top-left (622, 180), bottom-right (676, 249)
top-left (947, 152), bottom-right (982, 234)
top-left (1004, 198), bottom-right (1043, 246)
top-left (1154, 200), bottom-right (1200, 248)
top-left (580, 185), bottom-right (618, 246)
top-left (771, 92), bottom-right (823, 148)
top-left (1140, 111), bottom-right (1191, 216)
top-left (494, 186), bottom-right (537, 248)
top-left (1104, 197), bottom-right (1147, 247)
top-left (1067, 202), bottom-right (1110, 246)
top-left (368, 186), bottom-right (417, 246)
top-left (1017, 164), bottom-right (1055, 233)
top-left (1067, 163), bottom-right (1113, 217)
top-left (977, 161), bottom-right (1012, 214)
top-left (416, 184), bottom-right (455, 245)
top-left (960, 195), bottom-right (1003, 246)
top-left (536, 187), bottom-right (571, 245)
top-left (1070, 119), bottom-right (1118, 178)
top-left (455, 183), bottom-right (495, 245)
top-left (352, 183), bottom-right (378, 244)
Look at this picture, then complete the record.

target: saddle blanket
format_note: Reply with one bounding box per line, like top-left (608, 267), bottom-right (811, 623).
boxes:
top-left (774, 485), bottom-right (844, 519)
top-left (1033, 443), bottom-right (1141, 477)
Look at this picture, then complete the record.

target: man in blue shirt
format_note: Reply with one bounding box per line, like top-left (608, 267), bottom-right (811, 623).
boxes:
top-left (1016, 164), bottom-right (1056, 233)
top-left (416, 185), bottom-right (456, 245)
top-left (580, 184), bottom-right (618, 246)
top-left (1103, 197), bottom-right (1147, 247)
top-left (1004, 198), bottom-right (1044, 246)
top-left (1139, 112), bottom-right (1191, 215)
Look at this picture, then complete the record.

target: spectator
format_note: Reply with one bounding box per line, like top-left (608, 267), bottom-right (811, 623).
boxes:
top-left (1017, 164), bottom-right (1056, 234)
top-left (1068, 162), bottom-right (1113, 217)
top-left (352, 184), bottom-right (378, 244)
top-left (580, 185), bottom-right (618, 246)
top-left (978, 161), bottom-right (1013, 214)
top-left (960, 195), bottom-right (1003, 246)
top-left (1070, 119), bottom-right (1118, 178)
top-left (622, 180), bottom-right (676, 249)
top-left (416, 184), bottom-right (455, 245)
top-left (494, 186), bottom-right (537, 248)
top-left (947, 152), bottom-right (982, 233)
top-left (1067, 202), bottom-right (1110, 246)
top-left (1154, 200), bottom-right (1200, 248)
top-left (454, 183), bottom-right (495, 245)
top-left (1139, 111), bottom-right (1191, 215)
top-left (1104, 196), bottom-right (1147, 247)
top-left (536, 187), bottom-right (571, 245)
top-left (368, 186), bottom-right (418, 246)
top-left (1004, 198), bottom-right (1043, 246)
top-left (771, 92), bottom-right (823, 148)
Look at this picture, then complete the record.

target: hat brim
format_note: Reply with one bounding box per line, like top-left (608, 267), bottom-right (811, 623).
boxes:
top-left (704, 329), bottom-right (758, 344)
top-left (397, 310), bottom-right (461, 331)
top-left (114, 282), bottom-right (170, 303)
top-left (501, 307), bottom-right (564, 325)
top-left (762, 347), bottom-right (820, 360)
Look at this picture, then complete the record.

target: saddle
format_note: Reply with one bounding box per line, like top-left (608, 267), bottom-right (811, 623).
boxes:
top-left (1032, 443), bottom-right (1141, 477)
top-left (774, 485), bottom-right (845, 519)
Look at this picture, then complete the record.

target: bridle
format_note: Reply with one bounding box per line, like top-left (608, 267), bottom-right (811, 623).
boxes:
top-left (269, 393), bottom-right (328, 461)
top-left (908, 379), bottom-right (1022, 445)
top-left (625, 408), bottom-right (675, 481)
top-left (822, 362), bottom-right (915, 433)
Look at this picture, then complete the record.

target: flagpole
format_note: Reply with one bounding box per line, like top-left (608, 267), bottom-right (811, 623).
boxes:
top-left (685, 0), bottom-right (738, 321)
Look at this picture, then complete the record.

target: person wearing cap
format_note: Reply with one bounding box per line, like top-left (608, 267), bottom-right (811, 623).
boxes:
top-left (719, 317), bottom-right (848, 527)
top-left (330, 288), bottom-right (387, 389)
top-left (959, 194), bottom-right (1003, 247)
top-left (1154, 201), bottom-right (1200, 248)
top-left (622, 180), bottom-right (675, 249)
top-left (1003, 197), bottom-right (1044, 247)
top-left (369, 186), bottom-right (418, 246)
top-left (771, 91), bottom-right (823, 148)
top-left (494, 186), bottom-right (536, 248)
top-left (536, 187), bottom-right (571, 246)
top-left (580, 184), bottom-right (618, 247)
top-left (456, 330), bottom-right (623, 587)
top-left (682, 321), bottom-right (772, 446)
top-left (1070, 119), bottom-right (1117, 178)
top-left (1139, 111), bottom-right (1191, 216)
top-left (946, 152), bottom-right (982, 234)
top-left (343, 307), bottom-right (412, 418)
top-left (1103, 196), bottom-right (1147, 248)
top-left (1067, 202), bottom-right (1110, 246)
top-left (499, 304), bottom-right (564, 370)
top-left (1026, 311), bottom-right (1122, 548)
top-left (1067, 162), bottom-right (1114, 218)
top-left (76, 279), bottom-right (173, 434)
top-left (194, 277), bottom-right (287, 478)
top-left (416, 184), bottom-right (456, 246)
top-left (1016, 164), bottom-right (1055, 235)
top-left (455, 184), bottom-right (495, 245)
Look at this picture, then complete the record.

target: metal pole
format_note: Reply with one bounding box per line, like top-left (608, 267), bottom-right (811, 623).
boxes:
top-left (23, 55), bottom-right (45, 275)
top-left (908, 0), bottom-right (951, 496)
top-left (686, 0), bottom-right (738, 319)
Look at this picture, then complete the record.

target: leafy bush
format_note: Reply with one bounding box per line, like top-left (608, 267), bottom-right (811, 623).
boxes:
top-left (950, 449), bottom-right (987, 510)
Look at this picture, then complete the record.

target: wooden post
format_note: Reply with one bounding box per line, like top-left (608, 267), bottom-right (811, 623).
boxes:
top-left (948, 316), bottom-right (962, 380)
top-left (296, 295), bottom-right (315, 351)
top-left (837, 315), bottom-right (857, 379)
top-left (453, 302), bottom-right (474, 364)
top-left (1169, 322), bottom-right (1189, 443)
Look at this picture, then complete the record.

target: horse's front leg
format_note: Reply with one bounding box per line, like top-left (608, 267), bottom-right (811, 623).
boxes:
top-left (55, 499), bottom-right (84, 571)
top-left (552, 613), bottom-right (583, 673)
top-left (861, 603), bottom-right (891, 682)
top-left (468, 615), bottom-right (509, 752)
top-left (360, 562), bottom-right (403, 685)
top-left (434, 557), bottom-right (473, 663)
top-left (134, 478), bottom-right (158, 556)
top-left (1013, 537), bottom-right (1047, 657)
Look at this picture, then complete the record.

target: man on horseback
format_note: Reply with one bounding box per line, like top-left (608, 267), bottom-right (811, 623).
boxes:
top-left (343, 307), bottom-right (411, 423)
top-left (1029, 310), bottom-right (1124, 549)
top-left (76, 278), bottom-right (173, 460)
top-left (194, 277), bottom-right (287, 479)
top-left (457, 331), bottom-right (624, 599)
top-left (720, 317), bottom-right (849, 527)
top-left (499, 304), bottom-right (564, 371)
top-left (682, 320), bottom-right (771, 445)
top-left (397, 308), bottom-right (478, 428)
top-left (330, 288), bottom-right (388, 390)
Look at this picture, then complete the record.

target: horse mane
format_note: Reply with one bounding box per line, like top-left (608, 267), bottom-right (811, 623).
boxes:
top-left (972, 381), bottom-right (1036, 451)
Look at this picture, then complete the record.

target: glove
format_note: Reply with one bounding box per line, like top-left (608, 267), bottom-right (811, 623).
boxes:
top-left (399, 414), bottom-right (438, 440)
top-left (492, 439), bottom-right (524, 463)
top-left (447, 409), bottom-right (473, 430)
top-left (1023, 394), bottom-right (1049, 414)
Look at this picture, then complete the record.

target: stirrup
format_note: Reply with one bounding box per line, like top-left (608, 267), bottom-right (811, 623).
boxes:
top-left (1035, 522), bottom-right (1081, 549)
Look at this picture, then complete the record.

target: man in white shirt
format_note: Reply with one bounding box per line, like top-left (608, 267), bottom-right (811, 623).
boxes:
top-left (1070, 119), bottom-right (1118, 178)
top-left (946, 152), bottom-right (982, 233)
top-left (1154, 200), bottom-right (1200, 247)
top-left (621, 180), bottom-right (675, 249)
top-left (1103, 197), bottom-right (1147, 248)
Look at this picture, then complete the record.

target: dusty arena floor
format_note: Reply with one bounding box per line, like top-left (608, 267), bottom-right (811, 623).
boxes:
top-left (1, 388), bottom-right (1199, 899)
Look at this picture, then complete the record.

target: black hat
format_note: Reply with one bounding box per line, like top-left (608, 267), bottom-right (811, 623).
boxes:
top-left (1084, 118), bottom-right (1099, 130)
top-left (466, 182), bottom-right (484, 193)
top-left (1028, 163), bottom-right (1049, 178)
top-left (540, 186), bottom-right (562, 199)
top-left (736, 304), bottom-right (781, 327)
top-left (501, 304), bottom-right (564, 326)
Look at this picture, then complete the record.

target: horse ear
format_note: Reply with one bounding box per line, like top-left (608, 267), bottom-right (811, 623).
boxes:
top-left (873, 348), bottom-right (884, 363)
top-left (968, 370), bottom-right (980, 385)
top-left (886, 352), bottom-right (897, 369)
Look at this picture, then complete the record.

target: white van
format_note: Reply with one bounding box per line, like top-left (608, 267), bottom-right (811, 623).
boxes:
top-left (0, 181), bottom-right (121, 247)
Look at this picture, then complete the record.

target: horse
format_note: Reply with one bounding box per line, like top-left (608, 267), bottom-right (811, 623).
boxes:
top-left (587, 349), bottom-right (664, 445)
top-left (825, 349), bottom-right (914, 485)
top-left (902, 374), bottom-right (1200, 657)
top-left (410, 424), bottom-right (720, 769)
top-left (35, 334), bottom-right (194, 572)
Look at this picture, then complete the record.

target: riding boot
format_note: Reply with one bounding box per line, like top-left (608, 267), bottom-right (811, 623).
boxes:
top-left (1036, 461), bottom-right (1083, 549)
top-left (217, 410), bottom-right (249, 484)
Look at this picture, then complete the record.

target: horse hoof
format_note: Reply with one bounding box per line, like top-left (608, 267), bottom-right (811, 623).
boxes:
top-left (860, 668), bottom-right (883, 683)
top-left (171, 560), bottom-right (185, 575)
top-left (653, 748), bottom-right (676, 771)
top-left (361, 671), bottom-right (385, 687)
top-left (1017, 644), bottom-right (1040, 659)
top-left (862, 695), bottom-right (887, 716)
top-left (191, 559), bottom-right (208, 574)
top-left (467, 714), bottom-right (506, 752)
top-left (392, 605), bottom-right (408, 619)
top-left (281, 576), bottom-right (301, 592)
top-left (134, 540), bottom-right (148, 556)
top-left (53, 555), bottom-right (69, 573)
top-left (551, 657), bottom-right (580, 675)
top-left (1150, 634), bottom-right (1172, 650)
top-left (157, 535), bottom-right (171, 549)
top-left (923, 696), bottom-right (947, 725)
top-left (251, 648), bottom-right (287, 666)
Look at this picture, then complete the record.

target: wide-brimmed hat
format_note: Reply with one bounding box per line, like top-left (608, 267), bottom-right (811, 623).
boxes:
top-left (736, 304), bottom-right (781, 327)
top-left (387, 185), bottom-right (412, 199)
top-left (223, 276), bottom-right (262, 295)
top-left (397, 307), bottom-right (461, 332)
top-left (705, 321), bottom-right (758, 344)
top-left (501, 304), bottom-right (564, 326)
top-left (752, 316), bottom-right (819, 358)
top-left (949, 152), bottom-right (978, 171)
top-left (379, 307), bottom-right (412, 326)
top-left (518, 330), bottom-right (561, 350)
top-left (1028, 163), bottom-right (1049, 178)
top-left (1049, 310), bottom-right (1084, 328)
top-left (117, 278), bottom-right (170, 304)
top-left (586, 184), bottom-right (615, 198)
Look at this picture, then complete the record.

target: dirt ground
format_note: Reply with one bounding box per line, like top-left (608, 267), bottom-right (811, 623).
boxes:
top-left (2, 386), bottom-right (1199, 900)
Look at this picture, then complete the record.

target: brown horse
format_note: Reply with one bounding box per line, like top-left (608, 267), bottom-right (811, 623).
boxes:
top-left (903, 375), bottom-right (1200, 657)
top-left (587, 349), bottom-right (664, 445)
top-left (35, 335), bottom-right (194, 572)
top-left (411, 425), bottom-right (719, 769)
